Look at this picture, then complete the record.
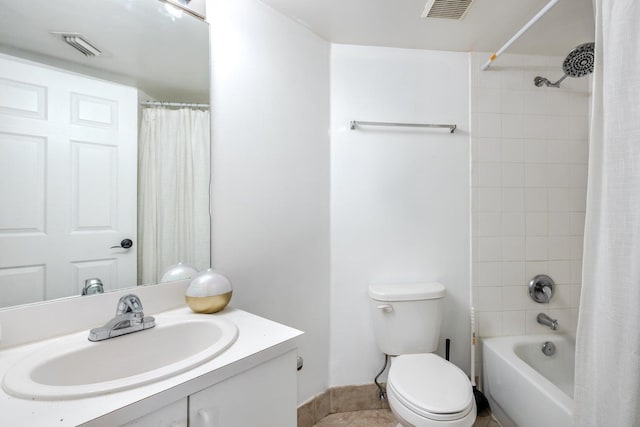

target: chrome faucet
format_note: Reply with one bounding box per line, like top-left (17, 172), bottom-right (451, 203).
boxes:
top-left (82, 278), bottom-right (104, 295)
top-left (537, 313), bottom-right (559, 331)
top-left (88, 294), bottom-right (155, 342)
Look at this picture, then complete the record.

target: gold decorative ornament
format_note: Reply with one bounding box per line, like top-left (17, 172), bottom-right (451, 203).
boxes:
top-left (185, 269), bottom-right (233, 314)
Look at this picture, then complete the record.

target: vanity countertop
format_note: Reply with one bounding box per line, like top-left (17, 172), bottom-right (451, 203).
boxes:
top-left (0, 306), bottom-right (302, 426)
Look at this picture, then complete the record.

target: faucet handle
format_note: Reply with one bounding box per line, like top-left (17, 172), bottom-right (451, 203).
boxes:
top-left (529, 274), bottom-right (555, 303)
top-left (116, 294), bottom-right (144, 315)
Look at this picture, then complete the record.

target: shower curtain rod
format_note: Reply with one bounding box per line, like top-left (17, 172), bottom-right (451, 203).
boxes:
top-left (481, 0), bottom-right (560, 71)
top-left (140, 101), bottom-right (209, 108)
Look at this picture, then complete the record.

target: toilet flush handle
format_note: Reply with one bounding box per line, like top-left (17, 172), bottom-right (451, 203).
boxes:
top-left (377, 304), bottom-right (393, 313)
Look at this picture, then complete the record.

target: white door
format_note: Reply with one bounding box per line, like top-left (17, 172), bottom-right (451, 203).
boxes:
top-left (0, 54), bottom-right (137, 306)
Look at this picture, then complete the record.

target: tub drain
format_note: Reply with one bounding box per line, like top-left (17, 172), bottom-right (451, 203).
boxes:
top-left (542, 341), bottom-right (556, 356)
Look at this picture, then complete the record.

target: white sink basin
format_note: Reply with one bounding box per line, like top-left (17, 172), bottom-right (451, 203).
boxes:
top-left (2, 314), bottom-right (238, 400)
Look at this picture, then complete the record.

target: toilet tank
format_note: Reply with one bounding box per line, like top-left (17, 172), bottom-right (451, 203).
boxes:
top-left (368, 282), bottom-right (445, 355)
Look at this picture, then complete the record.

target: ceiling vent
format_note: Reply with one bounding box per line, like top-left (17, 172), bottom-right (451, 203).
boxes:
top-left (421, 0), bottom-right (474, 20)
top-left (51, 32), bottom-right (102, 57)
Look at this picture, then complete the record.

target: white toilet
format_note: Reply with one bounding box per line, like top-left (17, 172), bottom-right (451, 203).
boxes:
top-left (369, 282), bottom-right (476, 427)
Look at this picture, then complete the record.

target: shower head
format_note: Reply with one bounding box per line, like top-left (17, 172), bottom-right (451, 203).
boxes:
top-left (534, 42), bottom-right (595, 88)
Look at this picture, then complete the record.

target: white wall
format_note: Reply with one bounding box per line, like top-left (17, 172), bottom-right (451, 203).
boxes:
top-left (208, 0), bottom-right (330, 404)
top-left (470, 53), bottom-right (589, 341)
top-left (330, 45), bottom-right (471, 386)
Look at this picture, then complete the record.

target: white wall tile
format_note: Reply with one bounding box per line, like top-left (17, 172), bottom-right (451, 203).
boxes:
top-left (477, 113), bottom-right (502, 137)
top-left (525, 261), bottom-right (550, 279)
top-left (479, 70), bottom-right (501, 89)
top-left (478, 162), bottom-right (502, 187)
top-left (548, 236), bottom-right (571, 260)
top-left (524, 140), bottom-right (548, 163)
top-left (502, 262), bottom-right (525, 286)
top-left (525, 163), bottom-right (547, 187)
top-left (547, 142), bottom-right (570, 164)
top-left (569, 164), bottom-right (588, 188)
top-left (570, 236), bottom-right (584, 260)
top-left (471, 52), bottom-right (589, 340)
top-left (548, 188), bottom-right (570, 212)
top-left (502, 287), bottom-right (526, 311)
top-left (569, 187), bottom-right (587, 212)
top-left (478, 237), bottom-right (503, 261)
top-left (526, 236), bottom-right (549, 260)
top-left (477, 89), bottom-right (501, 113)
top-left (548, 213), bottom-right (571, 236)
top-left (476, 262), bottom-right (502, 286)
top-left (477, 139), bottom-right (502, 162)
top-left (570, 212), bottom-right (585, 236)
top-left (502, 213), bottom-right (525, 236)
top-left (501, 115), bottom-right (524, 138)
top-left (501, 70), bottom-right (524, 90)
top-left (549, 284), bottom-right (572, 309)
top-left (502, 310), bottom-right (526, 335)
top-left (525, 188), bottom-right (548, 212)
top-left (501, 91), bottom-right (524, 115)
top-left (503, 237), bottom-right (525, 261)
top-left (546, 91), bottom-right (570, 116)
top-left (547, 164), bottom-right (570, 187)
top-left (549, 260), bottom-right (572, 284)
top-left (502, 188), bottom-right (525, 212)
top-left (526, 213), bottom-right (548, 236)
top-left (501, 163), bottom-right (525, 187)
top-left (523, 115), bottom-right (547, 139)
top-left (523, 91), bottom-right (547, 115)
top-left (477, 212), bottom-right (502, 236)
top-left (478, 287), bottom-right (503, 311)
top-left (477, 188), bottom-right (502, 212)
top-left (545, 116), bottom-right (569, 140)
top-left (568, 116), bottom-right (589, 140)
top-left (478, 311), bottom-right (502, 337)
top-left (501, 141), bottom-right (524, 162)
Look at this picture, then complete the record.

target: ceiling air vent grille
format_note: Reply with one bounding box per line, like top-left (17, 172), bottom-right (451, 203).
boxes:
top-left (51, 32), bottom-right (102, 57)
top-left (421, 0), bottom-right (474, 20)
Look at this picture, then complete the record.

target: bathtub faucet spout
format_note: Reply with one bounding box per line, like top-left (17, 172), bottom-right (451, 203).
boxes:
top-left (537, 313), bottom-right (558, 330)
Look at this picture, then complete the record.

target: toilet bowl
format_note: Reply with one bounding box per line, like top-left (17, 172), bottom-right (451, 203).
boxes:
top-left (386, 354), bottom-right (476, 427)
top-left (368, 282), bottom-right (476, 427)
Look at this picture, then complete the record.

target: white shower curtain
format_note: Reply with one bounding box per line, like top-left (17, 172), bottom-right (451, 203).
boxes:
top-left (574, 1), bottom-right (640, 425)
top-left (138, 107), bottom-right (211, 284)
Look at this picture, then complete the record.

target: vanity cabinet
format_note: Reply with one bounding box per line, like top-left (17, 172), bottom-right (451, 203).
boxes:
top-left (120, 350), bottom-right (297, 427)
top-left (189, 350), bottom-right (297, 427)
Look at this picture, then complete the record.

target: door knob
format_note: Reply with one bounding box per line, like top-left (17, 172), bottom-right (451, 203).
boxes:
top-left (111, 238), bottom-right (133, 249)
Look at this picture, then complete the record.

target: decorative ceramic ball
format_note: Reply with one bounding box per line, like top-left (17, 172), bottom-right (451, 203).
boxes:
top-left (160, 262), bottom-right (199, 283)
top-left (185, 269), bottom-right (233, 314)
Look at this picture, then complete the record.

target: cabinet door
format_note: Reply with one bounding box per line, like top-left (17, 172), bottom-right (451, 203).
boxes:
top-left (120, 398), bottom-right (188, 427)
top-left (189, 350), bottom-right (297, 427)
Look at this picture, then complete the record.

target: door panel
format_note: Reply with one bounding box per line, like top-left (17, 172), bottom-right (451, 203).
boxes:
top-left (0, 54), bottom-right (137, 306)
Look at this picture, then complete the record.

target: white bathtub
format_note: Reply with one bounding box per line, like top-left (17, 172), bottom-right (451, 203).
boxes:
top-left (482, 334), bottom-right (574, 427)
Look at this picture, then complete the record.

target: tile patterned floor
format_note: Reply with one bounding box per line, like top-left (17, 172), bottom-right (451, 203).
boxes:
top-left (311, 409), bottom-right (501, 427)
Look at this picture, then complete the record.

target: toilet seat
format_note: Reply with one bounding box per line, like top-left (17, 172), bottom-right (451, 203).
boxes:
top-left (387, 354), bottom-right (474, 422)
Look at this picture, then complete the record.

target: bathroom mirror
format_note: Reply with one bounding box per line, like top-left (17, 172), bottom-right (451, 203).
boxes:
top-left (0, 0), bottom-right (210, 308)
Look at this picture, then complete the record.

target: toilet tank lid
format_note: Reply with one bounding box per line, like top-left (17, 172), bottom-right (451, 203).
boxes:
top-left (368, 282), bottom-right (445, 301)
